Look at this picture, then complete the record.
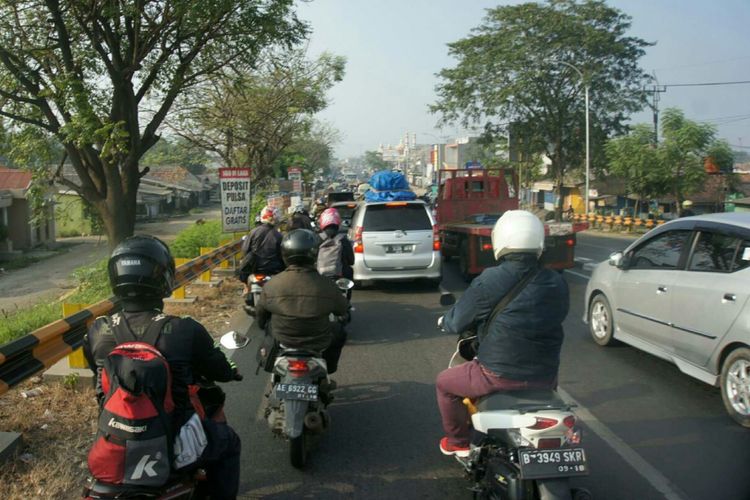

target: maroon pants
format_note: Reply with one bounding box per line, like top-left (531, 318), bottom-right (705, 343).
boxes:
top-left (436, 359), bottom-right (556, 447)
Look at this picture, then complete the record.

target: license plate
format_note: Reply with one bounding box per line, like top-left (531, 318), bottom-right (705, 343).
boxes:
top-left (518, 448), bottom-right (588, 479)
top-left (386, 245), bottom-right (412, 253)
top-left (275, 383), bottom-right (318, 401)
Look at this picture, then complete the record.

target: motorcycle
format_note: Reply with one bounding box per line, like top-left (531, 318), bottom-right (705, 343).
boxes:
top-left (82, 331), bottom-right (247, 500)
top-left (438, 293), bottom-right (592, 500)
top-left (244, 278), bottom-right (354, 468)
top-left (245, 273), bottom-right (271, 315)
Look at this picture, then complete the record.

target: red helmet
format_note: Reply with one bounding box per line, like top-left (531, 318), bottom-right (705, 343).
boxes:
top-left (259, 206), bottom-right (280, 225)
top-left (318, 208), bottom-right (341, 230)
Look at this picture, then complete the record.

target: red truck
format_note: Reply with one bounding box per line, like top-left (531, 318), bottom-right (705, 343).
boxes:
top-left (434, 168), bottom-right (588, 280)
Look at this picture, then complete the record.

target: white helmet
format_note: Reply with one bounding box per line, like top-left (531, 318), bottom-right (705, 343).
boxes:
top-left (491, 210), bottom-right (545, 260)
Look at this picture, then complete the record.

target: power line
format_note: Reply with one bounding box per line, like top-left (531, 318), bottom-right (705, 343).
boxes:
top-left (663, 80), bottom-right (750, 88)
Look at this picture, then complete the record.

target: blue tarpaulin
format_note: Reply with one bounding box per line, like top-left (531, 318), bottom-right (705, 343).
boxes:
top-left (364, 190), bottom-right (417, 202)
top-left (369, 171), bottom-right (409, 191)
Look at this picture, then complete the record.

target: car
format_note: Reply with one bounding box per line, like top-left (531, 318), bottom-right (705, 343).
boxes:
top-left (328, 201), bottom-right (359, 232)
top-left (583, 213), bottom-right (750, 426)
top-left (348, 199), bottom-right (442, 287)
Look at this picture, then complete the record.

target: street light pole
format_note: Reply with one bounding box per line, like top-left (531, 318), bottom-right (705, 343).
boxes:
top-left (557, 61), bottom-right (590, 216)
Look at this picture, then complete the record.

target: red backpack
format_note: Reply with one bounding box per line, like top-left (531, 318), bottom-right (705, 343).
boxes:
top-left (87, 314), bottom-right (176, 487)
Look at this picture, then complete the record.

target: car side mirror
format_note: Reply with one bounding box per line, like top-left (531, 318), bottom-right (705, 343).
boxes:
top-left (609, 252), bottom-right (625, 269)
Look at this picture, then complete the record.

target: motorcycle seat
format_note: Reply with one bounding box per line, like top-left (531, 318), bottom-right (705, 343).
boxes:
top-left (475, 389), bottom-right (569, 413)
top-left (278, 346), bottom-right (322, 357)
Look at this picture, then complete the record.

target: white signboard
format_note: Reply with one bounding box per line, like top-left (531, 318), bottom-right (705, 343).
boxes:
top-left (219, 168), bottom-right (251, 233)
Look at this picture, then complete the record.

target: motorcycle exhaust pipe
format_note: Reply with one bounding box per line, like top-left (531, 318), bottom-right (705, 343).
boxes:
top-left (304, 412), bottom-right (325, 433)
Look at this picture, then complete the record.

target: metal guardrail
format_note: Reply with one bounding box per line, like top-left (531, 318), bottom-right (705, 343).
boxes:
top-left (0, 239), bottom-right (242, 396)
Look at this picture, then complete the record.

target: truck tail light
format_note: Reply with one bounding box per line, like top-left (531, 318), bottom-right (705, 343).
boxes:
top-left (432, 225), bottom-right (441, 251)
top-left (566, 238), bottom-right (575, 247)
top-left (353, 226), bottom-right (364, 253)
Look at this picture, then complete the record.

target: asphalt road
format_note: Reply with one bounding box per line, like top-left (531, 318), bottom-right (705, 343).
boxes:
top-left (221, 231), bottom-right (750, 500)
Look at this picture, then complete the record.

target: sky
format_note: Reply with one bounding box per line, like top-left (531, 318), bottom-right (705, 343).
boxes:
top-left (296, 0), bottom-right (750, 158)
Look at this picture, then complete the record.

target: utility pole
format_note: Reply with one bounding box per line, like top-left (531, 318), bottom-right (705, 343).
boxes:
top-left (644, 72), bottom-right (667, 144)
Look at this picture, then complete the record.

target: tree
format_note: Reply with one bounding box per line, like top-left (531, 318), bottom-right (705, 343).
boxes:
top-left (170, 49), bottom-right (345, 183)
top-left (140, 137), bottom-right (209, 175)
top-left (274, 121), bottom-right (340, 181)
top-left (431, 0), bottom-right (652, 219)
top-left (605, 124), bottom-right (665, 214)
top-left (363, 150), bottom-right (390, 172)
top-left (606, 108), bottom-right (734, 215)
top-left (0, 0), bottom-right (306, 247)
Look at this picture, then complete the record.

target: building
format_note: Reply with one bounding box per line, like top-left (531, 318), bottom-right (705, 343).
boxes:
top-left (0, 167), bottom-right (56, 252)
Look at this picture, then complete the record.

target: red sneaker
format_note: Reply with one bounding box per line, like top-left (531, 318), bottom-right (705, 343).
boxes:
top-left (439, 437), bottom-right (470, 458)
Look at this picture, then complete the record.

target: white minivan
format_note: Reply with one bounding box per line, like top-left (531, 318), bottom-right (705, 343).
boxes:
top-left (348, 200), bottom-right (442, 287)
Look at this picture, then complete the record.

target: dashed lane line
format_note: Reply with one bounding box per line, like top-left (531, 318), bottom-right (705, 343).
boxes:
top-left (564, 269), bottom-right (591, 280)
top-left (558, 388), bottom-right (688, 500)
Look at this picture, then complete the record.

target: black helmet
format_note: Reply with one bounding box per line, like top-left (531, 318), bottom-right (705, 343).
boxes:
top-left (108, 235), bottom-right (176, 299)
top-left (281, 229), bottom-right (320, 267)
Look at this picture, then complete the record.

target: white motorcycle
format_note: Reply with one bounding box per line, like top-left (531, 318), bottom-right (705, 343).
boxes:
top-left (439, 293), bottom-right (592, 500)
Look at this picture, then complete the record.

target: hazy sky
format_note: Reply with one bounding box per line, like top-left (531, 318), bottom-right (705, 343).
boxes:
top-left (297, 0), bottom-right (750, 157)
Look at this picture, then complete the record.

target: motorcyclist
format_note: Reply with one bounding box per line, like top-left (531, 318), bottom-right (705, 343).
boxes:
top-left (316, 208), bottom-right (355, 300)
top-left (83, 235), bottom-right (241, 499)
top-left (255, 229), bottom-right (349, 374)
top-left (239, 205), bottom-right (285, 297)
top-left (681, 200), bottom-right (696, 217)
top-left (435, 210), bottom-right (569, 457)
top-left (289, 204), bottom-right (314, 230)
top-left (311, 197), bottom-right (327, 221)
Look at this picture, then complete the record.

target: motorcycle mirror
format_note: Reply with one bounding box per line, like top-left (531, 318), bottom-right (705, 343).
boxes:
top-left (220, 331), bottom-right (250, 350)
top-left (335, 278), bottom-right (355, 290)
top-left (440, 292), bottom-right (456, 306)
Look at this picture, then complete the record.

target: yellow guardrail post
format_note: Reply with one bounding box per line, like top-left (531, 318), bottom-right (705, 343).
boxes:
top-left (200, 247), bottom-right (214, 282)
top-left (170, 258), bottom-right (191, 299)
top-left (219, 238), bottom-right (233, 269)
top-left (62, 303), bottom-right (88, 369)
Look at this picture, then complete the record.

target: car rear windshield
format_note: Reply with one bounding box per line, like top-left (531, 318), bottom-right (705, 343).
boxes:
top-left (363, 203), bottom-right (432, 231)
top-left (333, 205), bottom-right (357, 220)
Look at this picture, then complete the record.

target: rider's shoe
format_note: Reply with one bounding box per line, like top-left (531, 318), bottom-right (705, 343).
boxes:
top-left (439, 437), bottom-right (470, 458)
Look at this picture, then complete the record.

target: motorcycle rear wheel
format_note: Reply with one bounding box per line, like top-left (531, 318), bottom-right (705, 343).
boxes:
top-left (290, 432), bottom-right (307, 469)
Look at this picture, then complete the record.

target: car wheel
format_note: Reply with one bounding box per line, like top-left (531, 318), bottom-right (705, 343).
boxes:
top-left (720, 347), bottom-right (750, 428)
top-left (588, 294), bottom-right (616, 346)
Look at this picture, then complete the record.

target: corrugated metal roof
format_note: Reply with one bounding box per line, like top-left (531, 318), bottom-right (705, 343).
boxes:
top-left (0, 168), bottom-right (32, 190)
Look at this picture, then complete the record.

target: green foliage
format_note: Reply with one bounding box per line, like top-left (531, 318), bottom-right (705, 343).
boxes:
top-left (141, 137), bottom-right (210, 175)
top-left (432, 0), bottom-right (652, 217)
top-left (172, 49), bottom-right (346, 184)
top-left (0, 0), bottom-right (307, 246)
top-left (363, 150), bottom-right (391, 171)
top-left (62, 372), bottom-right (80, 390)
top-left (68, 259), bottom-right (111, 305)
top-left (170, 220), bottom-right (229, 258)
top-left (605, 108), bottom-right (733, 214)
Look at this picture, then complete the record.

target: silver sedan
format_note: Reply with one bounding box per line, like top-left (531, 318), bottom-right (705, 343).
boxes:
top-left (583, 213), bottom-right (750, 427)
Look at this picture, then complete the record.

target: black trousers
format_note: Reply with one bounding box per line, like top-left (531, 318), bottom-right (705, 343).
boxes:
top-left (322, 322), bottom-right (347, 375)
top-left (199, 419), bottom-right (241, 499)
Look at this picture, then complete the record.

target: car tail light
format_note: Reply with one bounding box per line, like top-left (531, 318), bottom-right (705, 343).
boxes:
top-left (385, 202), bottom-right (408, 207)
top-left (536, 438), bottom-right (562, 449)
top-left (288, 359), bottom-right (309, 376)
top-left (353, 226), bottom-right (364, 253)
top-left (433, 225), bottom-right (441, 251)
top-left (527, 417), bottom-right (559, 430)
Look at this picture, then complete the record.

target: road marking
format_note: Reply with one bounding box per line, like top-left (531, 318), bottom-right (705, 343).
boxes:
top-left (564, 269), bottom-right (591, 280)
top-left (575, 257), bottom-right (593, 262)
top-left (558, 387), bottom-right (688, 500)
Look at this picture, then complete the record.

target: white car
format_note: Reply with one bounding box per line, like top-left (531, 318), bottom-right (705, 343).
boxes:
top-left (583, 213), bottom-right (750, 427)
top-left (348, 200), bottom-right (442, 287)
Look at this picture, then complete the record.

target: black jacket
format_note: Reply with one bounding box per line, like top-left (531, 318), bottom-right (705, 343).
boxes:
top-left (443, 254), bottom-right (569, 381)
top-left (84, 302), bottom-right (235, 424)
top-left (256, 265), bottom-right (348, 352)
top-left (241, 223), bottom-right (285, 276)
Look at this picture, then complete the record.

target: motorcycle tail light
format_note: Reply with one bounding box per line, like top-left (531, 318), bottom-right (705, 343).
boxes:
top-left (527, 417), bottom-right (559, 430)
top-left (566, 238), bottom-right (575, 247)
top-left (563, 415), bottom-right (576, 428)
top-left (288, 359), bottom-right (309, 376)
top-left (252, 274), bottom-right (267, 283)
top-left (537, 438), bottom-right (562, 449)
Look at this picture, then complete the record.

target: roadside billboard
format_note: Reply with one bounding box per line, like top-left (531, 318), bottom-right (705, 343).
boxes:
top-left (219, 167), bottom-right (251, 233)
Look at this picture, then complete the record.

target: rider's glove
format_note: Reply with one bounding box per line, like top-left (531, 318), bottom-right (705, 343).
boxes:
top-left (232, 368), bottom-right (244, 381)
